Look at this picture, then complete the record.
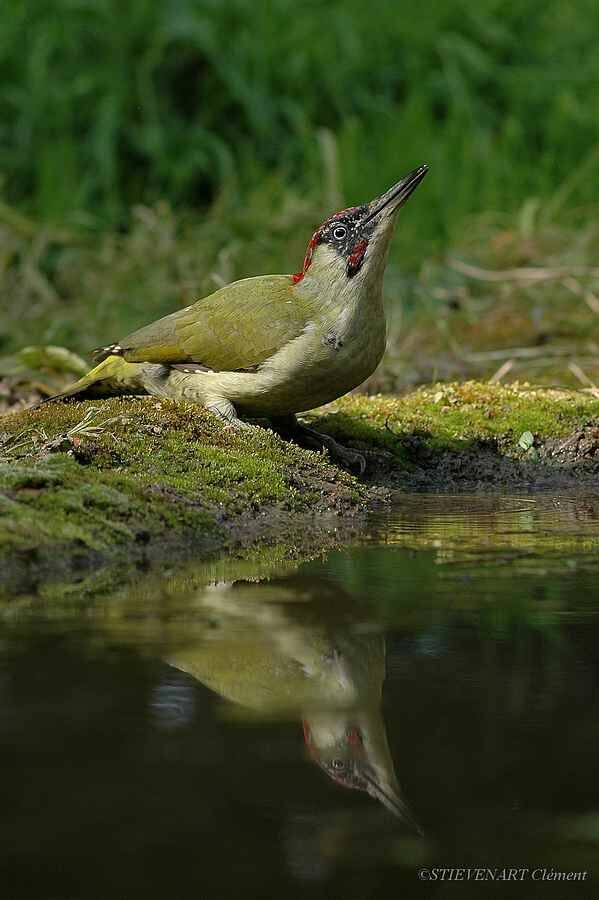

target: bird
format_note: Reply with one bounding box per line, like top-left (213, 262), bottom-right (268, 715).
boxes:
top-left (47, 165), bottom-right (428, 472)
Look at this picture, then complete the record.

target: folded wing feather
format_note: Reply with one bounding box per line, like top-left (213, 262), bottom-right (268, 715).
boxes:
top-left (111, 276), bottom-right (314, 372)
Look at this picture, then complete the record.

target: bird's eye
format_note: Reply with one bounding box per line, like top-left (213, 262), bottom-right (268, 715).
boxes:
top-left (331, 759), bottom-right (345, 770)
top-left (332, 225), bottom-right (347, 241)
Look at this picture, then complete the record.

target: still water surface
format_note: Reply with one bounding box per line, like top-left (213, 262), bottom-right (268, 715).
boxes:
top-left (3, 493), bottom-right (599, 899)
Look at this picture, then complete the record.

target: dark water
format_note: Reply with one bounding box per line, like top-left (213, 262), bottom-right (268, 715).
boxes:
top-left (3, 494), bottom-right (599, 900)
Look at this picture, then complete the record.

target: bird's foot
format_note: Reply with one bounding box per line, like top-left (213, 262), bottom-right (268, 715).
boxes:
top-left (271, 415), bottom-right (366, 475)
top-left (324, 439), bottom-right (367, 475)
top-left (316, 434), bottom-right (366, 475)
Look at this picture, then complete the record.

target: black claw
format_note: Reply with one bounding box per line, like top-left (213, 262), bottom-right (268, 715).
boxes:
top-left (344, 451), bottom-right (366, 475)
top-left (326, 445), bottom-right (366, 475)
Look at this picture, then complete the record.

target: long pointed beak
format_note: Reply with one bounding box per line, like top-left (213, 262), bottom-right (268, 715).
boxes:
top-left (360, 165), bottom-right (429, 226)
top-left (362, 769), bottom-right (423, 833)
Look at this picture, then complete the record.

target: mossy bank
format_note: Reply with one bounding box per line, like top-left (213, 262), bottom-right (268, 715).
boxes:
top-left (0, 397), bottom-right (376, 596)
top-left (316, 382), bottom-right (599, 489)
top-left (2, 381), bottom-right (599, 595)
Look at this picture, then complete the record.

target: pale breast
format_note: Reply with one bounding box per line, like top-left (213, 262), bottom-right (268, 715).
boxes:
top-left (233, 296), bottom-right (387, 413)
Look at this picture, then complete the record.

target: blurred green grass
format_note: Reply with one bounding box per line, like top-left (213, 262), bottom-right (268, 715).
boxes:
top-left (3, 0), bottom-right (599, 244)
top-left (2, 0), bottom-right (599, 397)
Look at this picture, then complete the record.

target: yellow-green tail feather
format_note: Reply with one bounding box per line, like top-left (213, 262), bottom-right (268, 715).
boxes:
top-left (44, 356), bottom-right (148, 403)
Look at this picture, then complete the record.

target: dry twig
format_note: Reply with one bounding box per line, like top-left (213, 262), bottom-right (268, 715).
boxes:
top-left (450, 258), bottom-right (599, 283)
top-left (489, 359), bottom-right (515, 383)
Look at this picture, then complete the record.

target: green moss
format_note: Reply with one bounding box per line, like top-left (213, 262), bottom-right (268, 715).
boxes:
top-left (317, 382), bottom-right (599, 458)
top-left (0, 396), bottom-right (367, 585)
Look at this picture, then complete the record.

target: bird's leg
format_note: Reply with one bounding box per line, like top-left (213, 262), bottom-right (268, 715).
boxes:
top-left (271, 415), bottom-right (366, 475)
top-left (205, 399), bottom-right (251, 429)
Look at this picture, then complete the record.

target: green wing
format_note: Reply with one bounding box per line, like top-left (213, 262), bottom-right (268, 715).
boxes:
top-left (115, 275), bottom-right (312, 371)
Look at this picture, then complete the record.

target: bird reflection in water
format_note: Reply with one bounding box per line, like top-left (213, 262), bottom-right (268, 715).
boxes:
top-left (159, 575), bottom-right (419, 829)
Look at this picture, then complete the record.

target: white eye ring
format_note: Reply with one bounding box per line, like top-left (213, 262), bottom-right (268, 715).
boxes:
top-left (332, 225), bottom-right (347, 241)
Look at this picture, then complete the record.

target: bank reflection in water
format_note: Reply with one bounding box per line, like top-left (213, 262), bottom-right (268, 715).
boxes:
top-left (141, 574), bottom-right (418, 827)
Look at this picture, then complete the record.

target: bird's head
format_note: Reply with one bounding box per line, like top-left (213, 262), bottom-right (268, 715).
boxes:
top-left (292, 165), bottom-right (428, 290)
top-left (302, 714), bottom-right (418, 826)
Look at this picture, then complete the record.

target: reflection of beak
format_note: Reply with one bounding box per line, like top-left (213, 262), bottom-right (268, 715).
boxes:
top-left (360, 165), bottom-right (429, 226)
top-left (362, 767), bottom-right (423, 834)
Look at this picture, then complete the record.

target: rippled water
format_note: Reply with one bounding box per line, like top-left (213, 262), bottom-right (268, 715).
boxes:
top-left (3, 493), bottom-right (599, 899)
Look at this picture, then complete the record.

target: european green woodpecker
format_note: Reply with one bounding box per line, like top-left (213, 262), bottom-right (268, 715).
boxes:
top-left (49, 165), bottom-right (428, 471)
